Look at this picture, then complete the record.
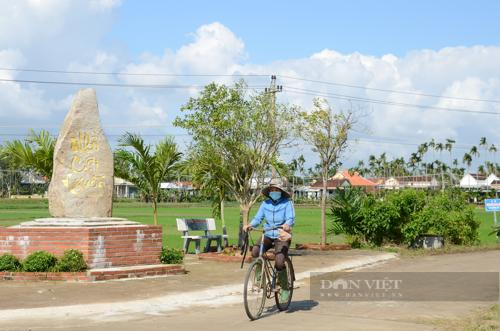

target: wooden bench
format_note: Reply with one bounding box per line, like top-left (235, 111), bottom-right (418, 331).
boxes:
top-left (176, 218), bottom-right (225, 254)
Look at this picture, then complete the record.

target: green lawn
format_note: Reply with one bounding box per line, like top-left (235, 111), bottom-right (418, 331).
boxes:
top-left (0, 199), bottom-right (343, 250)
top-left (0, 199), bottom-right (497, 250)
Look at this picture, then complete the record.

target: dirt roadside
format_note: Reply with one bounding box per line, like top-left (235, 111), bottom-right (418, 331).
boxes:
top-left (1, 250), bottom-right (500, 331)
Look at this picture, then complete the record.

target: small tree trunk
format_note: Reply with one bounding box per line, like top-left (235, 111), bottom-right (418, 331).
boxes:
top-left (321, 177), bottom-right (327, 246)
top-left (153, 199), bottom-right (158, 225)
top-left (221, 199), bottom-right (229, 247)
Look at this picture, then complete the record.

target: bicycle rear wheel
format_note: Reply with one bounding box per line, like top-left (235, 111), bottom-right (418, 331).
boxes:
top-left (243, 259), bottom-right (266, 320)
top-left (275, 257), bottom-right (294, 311)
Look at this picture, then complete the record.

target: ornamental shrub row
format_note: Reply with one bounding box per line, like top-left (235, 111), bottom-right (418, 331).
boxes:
top-left (329, 188), bottom-right (480, 247)
top-left (0, 249), bottom-right (87, 272)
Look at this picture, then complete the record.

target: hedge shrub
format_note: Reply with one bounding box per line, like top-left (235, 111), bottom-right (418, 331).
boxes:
top-left (329, 188), bottom-right (479, 247)
top-left (22, 251), bottom-right (57, 272)
top-left (0, 253), bottom-right (21, 271)
top-left (54, 249), bottom-right (87, 272)
top-left (160, 247), bottom-right (184, 264)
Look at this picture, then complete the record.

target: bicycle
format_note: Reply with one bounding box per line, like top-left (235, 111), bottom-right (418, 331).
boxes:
top-left (241, 226), bottom-right (295, 320)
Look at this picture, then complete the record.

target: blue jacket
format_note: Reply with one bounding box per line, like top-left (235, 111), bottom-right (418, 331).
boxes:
top-left (249, 198), bottom-right (295, 239)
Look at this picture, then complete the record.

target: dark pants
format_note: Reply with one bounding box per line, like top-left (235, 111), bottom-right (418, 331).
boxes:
top-left (252, 236), bottom-right (290, 271)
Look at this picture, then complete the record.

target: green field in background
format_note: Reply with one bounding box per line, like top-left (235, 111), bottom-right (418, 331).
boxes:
top-left (0, 199), bottom-right (497, 250)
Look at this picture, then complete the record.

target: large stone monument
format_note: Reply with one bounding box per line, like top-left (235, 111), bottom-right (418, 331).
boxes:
top-left (48, 88), bottom-right (113, 218)
top-left (0, 89), bottom-right (183, 280)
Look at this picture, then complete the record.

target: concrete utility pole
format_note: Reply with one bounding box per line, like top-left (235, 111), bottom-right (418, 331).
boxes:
top-left (265, 75), bottom-right (283, 179)
top-left (265, 75), bottom-right (283, 117)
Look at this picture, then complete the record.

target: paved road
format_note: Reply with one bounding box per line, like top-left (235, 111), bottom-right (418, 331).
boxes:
top-left (1, 250), bottom-right (500, 330)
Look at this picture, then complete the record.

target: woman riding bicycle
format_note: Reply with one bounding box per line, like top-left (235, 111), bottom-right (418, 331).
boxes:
top-left (243, 178), bottom-right (295, 301)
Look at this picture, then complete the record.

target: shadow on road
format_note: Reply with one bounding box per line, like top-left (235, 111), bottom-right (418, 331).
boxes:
top-left (286, 300), bottom-right (319, 313)
top-left (258, 300), bottom-right (320, 320)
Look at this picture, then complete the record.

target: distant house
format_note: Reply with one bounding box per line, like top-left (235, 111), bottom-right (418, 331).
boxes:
top-left (460, 173), bottom-right (499, 189)
top-left (114, 177), bottom-right (137, 198)
top-left (332, 170), bottom-right (377, 190)
top-left (368, 175), bottom-right (439, 190)
top-left (160, 181), bottom-right (195, 192)
top-left (399, 176), bottom-right (439, 189)
top-left (309, 178), bottom-right (351, 198)
top-left (491, 180), bottom-right (500, 191)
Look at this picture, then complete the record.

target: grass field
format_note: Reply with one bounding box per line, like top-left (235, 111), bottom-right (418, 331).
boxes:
top-left (0, 199), bottom-right (498, 250)
top-left (0, 199), bottom-right (344, 250)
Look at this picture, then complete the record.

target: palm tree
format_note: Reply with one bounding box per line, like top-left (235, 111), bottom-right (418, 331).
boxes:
top-left (417, 143), bottom-right (429, 174)
top-left (445, 138), bottom-right (455, 183)
top-left (0, 129), bottom-right (55, 180)
top-left (485, 161), bottom-right (496, 175)
top-left (408, 153), bottom-right (421, 175)
top-left (114, 133), bottom-right (182, 225)
top-left (368, 154), bottom-right (377, 176)
top-left (489, 144), bottom-right (497, 165)
top-left (478, 164), bottom-right (486, 176)
top-left (470, 146), bottom-right (480, 159)
top-left (463, 153), bottom-right (473, 173)
top-left (435, 142), bottom-right (445, 188)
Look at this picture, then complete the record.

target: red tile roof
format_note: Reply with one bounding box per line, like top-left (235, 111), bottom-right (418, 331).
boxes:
top-left (340, 170), bottom-right (377, 186)
top-left (310, 179), bottom-right (350, 189)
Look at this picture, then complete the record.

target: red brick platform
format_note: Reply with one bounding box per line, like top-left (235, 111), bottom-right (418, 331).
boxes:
top-left (0, 264), bottom-right (185, 282)
top-left (0, 218), bottom-right (163, 268)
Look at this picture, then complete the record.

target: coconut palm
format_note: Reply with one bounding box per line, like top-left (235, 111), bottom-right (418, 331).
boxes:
top-left (478, 164), bottom-right (486, 176)
top-left (463, 153), bottom-right (473, 173)
top-left (470, 146), bottom-right (480, 159)
top-left (0, 129), bottom-right (55, 180)
top-left (445, 138), bottom-right (455, 183)
top-left (114, 133), bottom-right (182, 225)
top-left (489, 144), bottom-right (497, 165)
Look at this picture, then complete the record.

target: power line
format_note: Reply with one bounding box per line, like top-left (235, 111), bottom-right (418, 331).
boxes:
top-left (2, 66), bottom-right (499, 104)
top-left (0, 124), bottom-right (169, 129)
top-left (280, 75), bottom-right (500, 103)
top-left (283, 86), bottom-right (500, 115)
top-left (0, 78), bottom-right (267, 90)
top-left (0, 67), bottom-right (269, 77)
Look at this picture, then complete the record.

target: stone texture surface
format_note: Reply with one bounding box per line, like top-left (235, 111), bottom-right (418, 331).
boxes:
top-left (48, 88), bottom-right (113, 217)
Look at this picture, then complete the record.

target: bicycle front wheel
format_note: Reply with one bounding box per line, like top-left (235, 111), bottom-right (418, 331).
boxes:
top-left (243, 259), bottom-right (266, 320)
top-left (275, 257), bottom-right (294, 311)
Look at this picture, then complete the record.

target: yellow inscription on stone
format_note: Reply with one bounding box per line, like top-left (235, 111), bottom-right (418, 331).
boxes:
top-left (62, 174), bottom-right (106, 195)
top-left (70, 132), bottom-right (99, 152)
top-left (70, 156), bottom-right (99, 173)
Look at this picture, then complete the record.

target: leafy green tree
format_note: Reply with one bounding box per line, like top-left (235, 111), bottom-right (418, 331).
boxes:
top-left (298, 98), bottom-right (355, 245)
top-left (0, 129), bottom-right (55, 180)
top-left (175, 81), bottom-right (296, 226)
top-left (185, 143), bottom-right (231, 245)
top-left (114, 133), bottom-right (182, 225)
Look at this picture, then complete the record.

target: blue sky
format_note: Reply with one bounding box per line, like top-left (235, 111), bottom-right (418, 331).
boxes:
top-left (0, 0), bottom-right (499, 170)
top-left (109, 0), bottom-right (500, 63)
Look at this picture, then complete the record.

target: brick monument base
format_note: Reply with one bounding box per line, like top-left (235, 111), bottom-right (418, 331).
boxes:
top-left (0, 218), bottom-right (164, 269)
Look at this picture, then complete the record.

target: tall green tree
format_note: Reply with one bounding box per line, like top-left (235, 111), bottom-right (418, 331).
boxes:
top-left (175, 81), bottom-right (297, 226)
top-left (0, 129), bottom-right (55, 180)
top-left (114, 133), bottom-right (182, 225)
top-left (298, 98), bottom-right (355, 245)
top-left (185, 142), bottom-right (231, 245)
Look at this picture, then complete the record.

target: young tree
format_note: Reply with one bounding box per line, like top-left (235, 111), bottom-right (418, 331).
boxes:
top-left (114, 133), bottom-right (182, 225)
top-left (185, 142), bottom-right (231, 246)
top-left (298, 98), bottom-right (355, 245)
top-left (175, 81), bottom-right (296, 227)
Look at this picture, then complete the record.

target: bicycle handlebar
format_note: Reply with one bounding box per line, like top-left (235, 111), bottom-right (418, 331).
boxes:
top-left (245, 225), bottom-right (283, 233)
